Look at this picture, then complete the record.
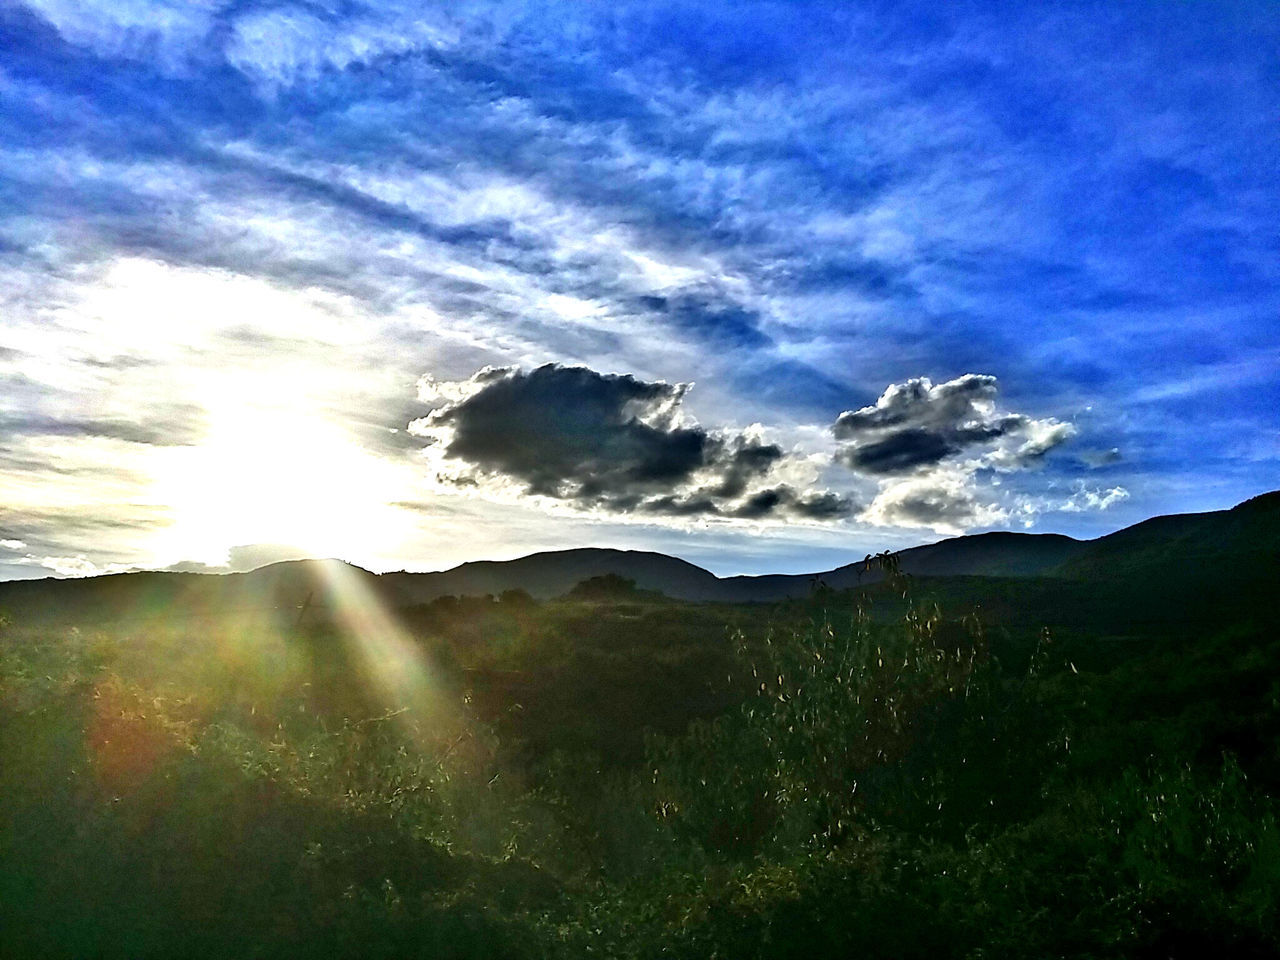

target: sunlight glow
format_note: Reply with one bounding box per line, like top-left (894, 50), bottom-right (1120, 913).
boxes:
top-left (150, 374), bottom-right (406, 568)
top-left (60, 257), bottom-right (365, 353)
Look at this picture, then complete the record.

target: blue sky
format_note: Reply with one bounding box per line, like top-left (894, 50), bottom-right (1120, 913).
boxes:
top-left (0, 1), bottom-right (1277, 579)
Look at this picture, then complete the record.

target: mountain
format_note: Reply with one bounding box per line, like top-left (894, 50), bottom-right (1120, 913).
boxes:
top-left (1, 491), bottom-right (1276, 622)
top-left (381, 548), bottom-right (727, 604)
top-left (1041, 491), bottom-right (1280, 622)
top-left (378, 531), bottom-right (1089, 606)
top-left (1053, 489), bottom-right (1280, 581)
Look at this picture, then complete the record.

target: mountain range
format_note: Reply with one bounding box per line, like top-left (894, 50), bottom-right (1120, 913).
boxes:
top-left (2, 490), bottom-right (1276, 624)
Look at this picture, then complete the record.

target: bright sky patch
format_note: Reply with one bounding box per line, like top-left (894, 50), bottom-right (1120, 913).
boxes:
top-left (0, 2), bottom-right (1276, 579)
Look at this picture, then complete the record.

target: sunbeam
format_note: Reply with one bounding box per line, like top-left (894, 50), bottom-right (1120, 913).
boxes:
top-left (311, 560), bottom-right (460, 749)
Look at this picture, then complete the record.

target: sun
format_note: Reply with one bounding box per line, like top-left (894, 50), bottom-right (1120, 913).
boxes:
top-left (149, 387), bottom-right (405, 569)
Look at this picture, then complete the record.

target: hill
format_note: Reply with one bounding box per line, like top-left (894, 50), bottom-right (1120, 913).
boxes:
top-left (1053, 489), bottom-right (1280, 580)
top-left (0, 490), bottom-right (1276, 622)
top-left (381, 548), bottom-right (726, 604)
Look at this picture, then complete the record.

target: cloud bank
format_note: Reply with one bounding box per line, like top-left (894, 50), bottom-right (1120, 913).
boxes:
top-left (411, 364), bottom-right (854, 521)
top-left (407, 364), bottom-right (1094, 533)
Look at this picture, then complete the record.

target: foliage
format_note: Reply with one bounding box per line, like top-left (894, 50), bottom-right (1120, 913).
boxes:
top-left (2, 559), bottom-right (1278, 958)
top-left (564, 574), bottom-right (662, 602)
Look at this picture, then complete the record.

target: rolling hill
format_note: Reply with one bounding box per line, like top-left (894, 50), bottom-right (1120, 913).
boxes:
top-left (1, 491), bottom-right (1276, 623)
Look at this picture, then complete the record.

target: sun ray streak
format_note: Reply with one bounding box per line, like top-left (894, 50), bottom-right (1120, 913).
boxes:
top-left (313, 560), bottom-right (460, 750)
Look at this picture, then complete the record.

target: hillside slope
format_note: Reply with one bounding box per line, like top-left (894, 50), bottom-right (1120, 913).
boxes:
top-left (381, 548), bottom-right (726, 604)
top-left (1053, 490), bottom-right (1280, 581)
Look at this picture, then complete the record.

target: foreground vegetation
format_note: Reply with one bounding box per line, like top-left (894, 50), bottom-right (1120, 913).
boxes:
top-left (2, 563), bottom-right (1278, 958)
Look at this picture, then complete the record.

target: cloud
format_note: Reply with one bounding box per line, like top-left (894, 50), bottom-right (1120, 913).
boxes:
top-left (633, 290), bottom-right (770, 349)
top-left (16, 554), bottom-right (130, 578)
top-left (3, 1), bottom-right (1274, 572)
top-left (1058, 483), bottom-right (1130, 513)
top-left (0, 412), bottom-right (205, 447)
top-left (417, 364), bottom-right (709, 497)
top-left (732, 487), bottom-right (853, 521)
top-left (406, 365), bottom-right (1090, 535)
top-left (162, 542), bottom-right (316, 574)
top-left (860, 470), bottom-right (1009, 535)
top-left (410, 363), bottom-right (852, 521)
top-left (834, 374), bottom-right (1075, 475)
top-left (19, 0), bottom-right (220, 69)
top-left (225, 6), bottom-right (458, 90)
top-left (1079, 447), bottom-right (1122, 468)
top-left (836, 374), bottom-right (1089, 535)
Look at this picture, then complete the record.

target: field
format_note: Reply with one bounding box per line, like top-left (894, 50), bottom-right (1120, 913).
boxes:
top-left (3, 562), bottom-right (1279, 959)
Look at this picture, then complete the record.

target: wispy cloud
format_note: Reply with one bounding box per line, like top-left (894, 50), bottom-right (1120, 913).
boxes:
top-left (1, 1), bottom-right (1276, 574)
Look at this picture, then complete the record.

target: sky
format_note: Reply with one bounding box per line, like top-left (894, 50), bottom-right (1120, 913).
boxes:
top-left (0, 1), bottom-right (1277, 581)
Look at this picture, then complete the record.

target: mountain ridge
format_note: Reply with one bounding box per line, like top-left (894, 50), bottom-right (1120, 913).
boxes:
top-left (2, 490), bottom-right (1276, 620)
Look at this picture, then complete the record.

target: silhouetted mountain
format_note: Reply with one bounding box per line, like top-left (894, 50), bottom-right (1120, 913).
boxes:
top-left (1053, 489), bottom-right (1280, 581)
top-left (380, 532), bottom-right (1088, 606)
top-left (381, 548), bottom-right (726, 604)
top-left (1, 491), bottom-right (1275, 622)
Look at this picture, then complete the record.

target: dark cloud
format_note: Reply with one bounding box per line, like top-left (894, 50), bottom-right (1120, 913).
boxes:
top-left (0, 508), bottom-right (162, 537)
top-left (413, 363), bottom-right (851, 521)
top-left (423, 364), bottom-right (710, 499)
top-left (886, 490), bottom-right (975, 527)
top-left (791, 490), bottom-right (855, 520)
top-left (78, 353), bottom-right (157, 371)
top-left (641, 485), bottom-right (854, 521)
top-left (843, 428), bottom-right (959, 474)
top-left (730, 487), bottom-right (784, 519)
top-left (0, 446), bottom-right (142, 479)
top-left (708, 436), bottom-right (785, 498)
top-left (834, 374), bottom-right (1074, 475)
top-left (0, 506), bottom-right (168, 559)
top-left (638, 494), bottom-right (722, 517)
top-left (730, 486), bottom-right (854, 521)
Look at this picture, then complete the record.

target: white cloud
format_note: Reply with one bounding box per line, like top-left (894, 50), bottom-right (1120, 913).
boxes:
top-left (25, 554), bottom-right (127, 578)
top-left (1058, 484), bottom-right (1130, 513)
top-left (21, 0), bottom-right (219, 68)
top-left (859, 468), bottom-right (1009, 536)
top-left (226, 6), bottom-right (459, 89)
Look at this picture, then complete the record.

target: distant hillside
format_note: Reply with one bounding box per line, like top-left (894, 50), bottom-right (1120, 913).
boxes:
top-left (381, 532), bottom-right (1088, 606)
top-left (888, 531), bottom-right (1085, 578)
top-left (1053, 489), bottom-right (1280, 581)
top-left (381, 549), bottom-right (727, 604)
top-left (1, 491), bottom-right (1276, 621)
